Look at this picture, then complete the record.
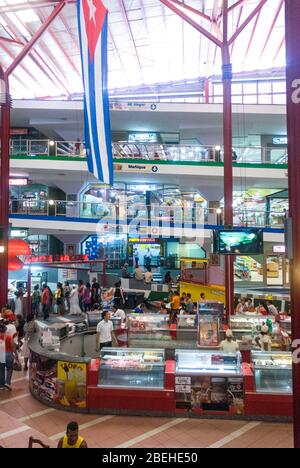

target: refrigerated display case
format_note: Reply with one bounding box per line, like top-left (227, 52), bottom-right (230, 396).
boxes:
top-left (198, 301), bottom-right (224, 318)
top-left (127, 314), bottom-right (172, 347)
top-left (251, 351), bottom-right (292, 394)
top-left (174, 350), bottom-right (244, 414)
top-left (228, 315), bottom-right (281, 349)
top-left (98, 348), bottom-right (165, 389)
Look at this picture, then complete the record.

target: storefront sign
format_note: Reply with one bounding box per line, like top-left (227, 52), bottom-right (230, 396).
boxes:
top-left (10, 128), bottom-right (28, 135)
top-left (128, 238), bottom-right (157, 243)
top-left (272, 136), bottom-right (288, 145)
top-left (109, 101), bottom-right (158, 111)
top-left (9, 178), bottom-right (28, 186)
top-left (273, 245), bottom-right (286, 253)
top-left (25, 254), bottom-right (89, 264)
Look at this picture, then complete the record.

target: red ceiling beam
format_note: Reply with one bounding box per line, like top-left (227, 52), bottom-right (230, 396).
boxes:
top-left (243, 7), bottom-right (262, 64)
top-left (228, 0), bottom-right (247, 13)
top-left (5, 0), bottom-right (66, 77)
top-left (167, 0), bottom-right (212, 22)
top-left (228, 0), bottom-right (268, 46)
top-left (0, 36), bottom-right (24, 46)
top-left (258, 0), bottom-right (284, 62)
top-left (273, 36), bottom-right (285, 63)
top-left (160, 0), bottom-right (223, 48)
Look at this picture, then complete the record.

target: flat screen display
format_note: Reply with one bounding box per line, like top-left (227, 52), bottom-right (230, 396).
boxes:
top-left (214, 229), bottom-right (263, 255)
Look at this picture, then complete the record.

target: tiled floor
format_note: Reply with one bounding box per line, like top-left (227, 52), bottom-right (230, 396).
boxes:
top-left (0, 371), bottom-right (294, 448)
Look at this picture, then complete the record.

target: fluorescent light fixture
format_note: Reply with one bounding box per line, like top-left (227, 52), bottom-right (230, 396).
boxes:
top-left (0, 246), bottom-right (4, 254)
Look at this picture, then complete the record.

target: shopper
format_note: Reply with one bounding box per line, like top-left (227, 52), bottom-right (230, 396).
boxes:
top-left (133, 247), bottom-right (139, 268)
top-left (111, 305), bottom-right (126, 324)
top-left (144, 267), bottom-right (153, 284)
top-left (57, 421), bottom-right (88, 449)
top-left (163, 271), bottom-right (172, 284)
top-left (256, 301), bottom-right (268, 316)
top-left (0, 322), bottom-right (17, 391)
top-left (31, 285), bottom-right (41, 318)
top-left (134, 266), bottom-right (143, 281)
top-left (199, 293), bottom-right (206, 302)
top-left (63, 281), bottom-right (71, 312)
top-left (255, 324), bottom-right (272, 351)
top-left (83, 283), bottom-right (92, 312)
top-left (121, 263), bottom-right (130, 278)
top-left (114, 281), bottom-right (125, 308)
top-left (78, 280), bottom-right (85, 311)
top-left (22, 314), bottom-right (36, 372)
top-left (220, 329), bottom-right (239, 353)
top-left (185, 293), bottom-right (194, 314)
top-left (180, 292), bottom-right (187, 308)
top-left (144, 247), bottom-right (152, 270)
top-left (96, 311), bottom-right (117, 351)
top-left (14, 291), bottom-right (23, 318)
top-left (15, 314), bottom-right (25, 348)
top-left (69, 286), bottom-right (83, 316)
top-left (170, 290), bottom-right (180, 324)
top-left (266, 300), bottom-right (278, 317)
top-left (91, 277), bottom-right (100, 305)
top-left (235, 298), bottom-right (246, 314)
top-left (41, 284), bottom-right (51, 320)
top-left (55, 283), bottom-right (64, 316)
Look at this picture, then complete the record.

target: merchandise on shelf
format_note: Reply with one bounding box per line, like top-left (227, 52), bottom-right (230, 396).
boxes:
top-left (251, 351), bottom-right (292, 394)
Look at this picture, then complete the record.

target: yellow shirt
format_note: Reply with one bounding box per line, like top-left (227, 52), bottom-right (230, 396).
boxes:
top-left (171, 295), bottom-right (180, 310)
top-left (62, 435), bottom-right (84, 448)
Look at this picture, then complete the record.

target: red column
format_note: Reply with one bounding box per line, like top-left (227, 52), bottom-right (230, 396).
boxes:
top-left (285, 0), bottom-right (300, 449)
top-left (222, 49), bottom-right (234, 320)
top-left (0, 74), bottom-right (11, 309)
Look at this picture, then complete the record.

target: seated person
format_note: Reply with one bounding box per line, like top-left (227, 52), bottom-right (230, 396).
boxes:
top-left (144, 268), bottom-right (153, 284)
top-left (134, 266), bottom-right (143, 281)
top-left (134, 303), bottom-right (148, 314)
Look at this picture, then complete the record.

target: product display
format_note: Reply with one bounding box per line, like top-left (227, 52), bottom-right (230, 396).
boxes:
top-left (229, 315), bottom-right (281, 349)
top-left (98, 348), bottom-right (165, 389)
top-left (175, 350), bottom-right (244, 414)
top-left (198, 301), bottom-right (224, 317)
top-left (251, 351), bottom-right (292, 394)
top-left (127, 314), bottom-right (172, 346)
top-left (198, 315), bottom-right (220, 347)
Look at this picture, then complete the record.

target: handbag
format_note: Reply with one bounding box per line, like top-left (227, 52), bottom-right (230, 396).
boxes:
top-left (13, 357), bottom-right (22, 372)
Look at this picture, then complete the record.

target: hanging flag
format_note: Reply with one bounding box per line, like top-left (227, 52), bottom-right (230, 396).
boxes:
top-left (77, 0), bottom-right (113, 185)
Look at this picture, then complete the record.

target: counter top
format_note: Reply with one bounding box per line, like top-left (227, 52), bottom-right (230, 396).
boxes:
top-left (28, 332), bottom-right (93, 364)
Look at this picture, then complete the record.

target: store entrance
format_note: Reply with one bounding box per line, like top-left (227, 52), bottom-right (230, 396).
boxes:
top-left (129, 243), bottom-right (161, 269)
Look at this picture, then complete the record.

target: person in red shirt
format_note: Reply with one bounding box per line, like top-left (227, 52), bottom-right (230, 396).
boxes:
top-left (41, 284), bottom-right (51, 320)
top-left (0, 322), bottom-right (17, 391)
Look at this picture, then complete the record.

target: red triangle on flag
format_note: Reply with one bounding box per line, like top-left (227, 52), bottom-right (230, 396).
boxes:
top-left (82, 0), bottom-right (107, 62)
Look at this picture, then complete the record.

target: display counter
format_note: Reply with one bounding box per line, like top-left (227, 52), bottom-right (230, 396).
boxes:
top-left (228, 315), bottom-right (281, 350)
top-left (174, 350), bottom-right (244, 415)
top-left (28, 321), bottom-right (293, 420)
top-left (243, 351), bottom-right (293, 417)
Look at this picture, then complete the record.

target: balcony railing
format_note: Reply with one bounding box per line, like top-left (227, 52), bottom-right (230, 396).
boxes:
top-left (10, 139), bottom-right (288, 165)
top-left (9, 199), bottom-right (287, 229)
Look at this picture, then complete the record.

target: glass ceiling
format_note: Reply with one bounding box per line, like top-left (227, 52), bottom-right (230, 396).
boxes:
top-left (0, 0), bottom-right (286, 99)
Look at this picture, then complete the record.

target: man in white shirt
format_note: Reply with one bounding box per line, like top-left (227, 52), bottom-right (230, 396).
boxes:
top-left (144, 268), bottom-right (153, 284)
top-left (111, 305), bottom-right (126, 323)
top-left (4, 320), bottom-right (18, 344)
top-left (95, 311), bottom-right (117, 351)
top-left (220, 329), bottom-right (239, 353)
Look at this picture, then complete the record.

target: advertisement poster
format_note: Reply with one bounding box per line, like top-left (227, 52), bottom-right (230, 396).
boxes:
top-left (29, 352), bottom-right (87, 409)
top-left (198, 317), bottom-right (219, 346)
top-left (29, 352), bottom-right (58, 403)
top-left (175, 375), bottom-right (244, 414)
top-left (57, 361), bottom-right (87, 409)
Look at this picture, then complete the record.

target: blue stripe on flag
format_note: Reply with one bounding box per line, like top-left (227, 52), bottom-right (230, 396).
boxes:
top-left (76, 0), bottom-right (94, 175)
top-left (101, 15), bottom-right (114, 186)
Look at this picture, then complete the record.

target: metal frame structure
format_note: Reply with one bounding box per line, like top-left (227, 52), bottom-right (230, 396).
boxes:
top-left (0, 0), bottom-right (68, 310)
top-left (159, 0), bottom-right (270, 320)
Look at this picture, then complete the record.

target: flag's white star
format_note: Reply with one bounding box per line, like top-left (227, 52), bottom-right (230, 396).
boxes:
top-left (87, 0), bottom-right (97, 25)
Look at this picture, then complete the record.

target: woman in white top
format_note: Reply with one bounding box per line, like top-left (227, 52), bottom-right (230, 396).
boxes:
top-left (68, 286), bottom-right (83, 316)
top-left (220, 329), bottom-right (239, 353)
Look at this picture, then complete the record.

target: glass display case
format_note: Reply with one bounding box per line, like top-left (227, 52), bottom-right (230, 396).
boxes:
top-left (174, 350), bottom-right (244, 414)
top-left (251, 351), bottom-right (292, 394)
top-left (98, 348), bottom-right (165, 389)
top-left (228, 315), bottom-right (281, 349)
top-left (127, 314), bottom-right (172, 346)
top-left (175, 350), bottom-right (242, 376)
top-left (177, 315), bottom-right (197, 329)
top-left (198, 301), bottom-right (224, 318)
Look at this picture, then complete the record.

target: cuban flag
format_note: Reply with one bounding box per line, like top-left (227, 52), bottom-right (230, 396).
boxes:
top-left (77, 0), bottom-right (113, 185)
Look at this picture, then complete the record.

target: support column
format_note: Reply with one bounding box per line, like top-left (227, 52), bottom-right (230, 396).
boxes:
top-left (0, 74), bottom-right (11, 309)
top-left (285, 0), bottom-right (300, 449)
top-left (222, 57), bottom-right (234, 319)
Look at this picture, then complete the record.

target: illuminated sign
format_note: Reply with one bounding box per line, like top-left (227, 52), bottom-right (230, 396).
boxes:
top-left (128, 133), bottom-right (157, 142)
top-left (272, 137), bottom-right (288, 145)
top-left (273, 245), bottom-right (286, 253)
top-left (128, 238), bottom-right (157, 243)
top-left (9, 178), bottom-right (28, 186)
top-left (25, 254), bottom-right (89, 264)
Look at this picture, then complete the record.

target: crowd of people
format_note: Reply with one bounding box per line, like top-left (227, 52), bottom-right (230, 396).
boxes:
top-left (234, 297), bottom-right (279, 317)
